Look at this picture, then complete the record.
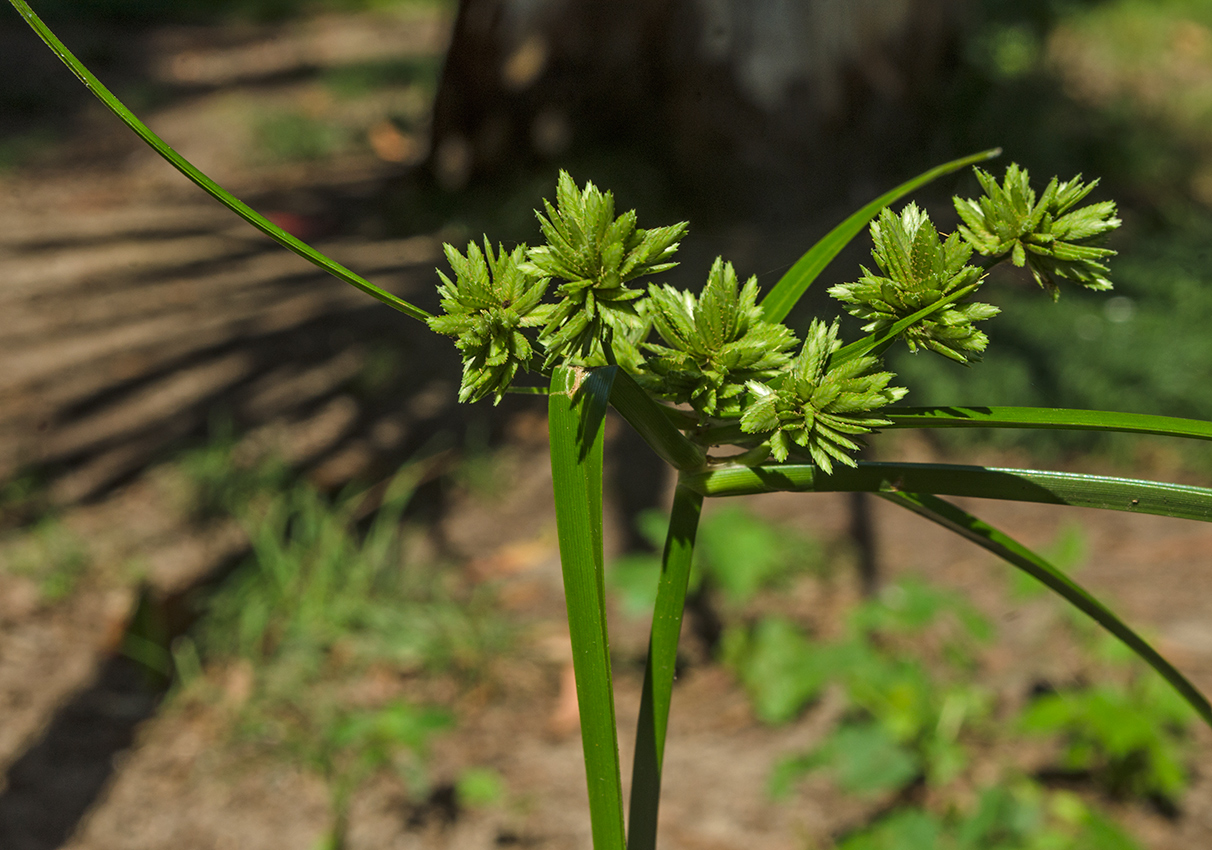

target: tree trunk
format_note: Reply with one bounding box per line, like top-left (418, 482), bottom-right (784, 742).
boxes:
top-left (428, 0), bottom-right (959, 215)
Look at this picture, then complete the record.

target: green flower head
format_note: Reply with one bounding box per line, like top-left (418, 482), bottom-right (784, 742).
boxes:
top-left (955, 165), bottom-right (1121, 297)
top-left (528, 171), bottom-right (687, 367)
top-left (829, 204), bottom-right (998, 364)
top-left (644, 257), bottom-right (798, 418)
top-left (739, 319), bottom-right (907, 473)
top-left (428, 239), bottom-right (549, 403)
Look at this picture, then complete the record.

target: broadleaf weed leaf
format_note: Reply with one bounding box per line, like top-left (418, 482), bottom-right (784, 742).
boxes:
top-left (644, 258), bottom-right (797, 419)
top-left (428, 239), bottom-right (549, 403)
top-left (740, 319), bottom-right (907, 472)
top-left (829, 204), bottom-right (997, 364)
top-left (529, 171), bottom-right (688, 367)
top-left (954, 164), bottom-right (1121, 297)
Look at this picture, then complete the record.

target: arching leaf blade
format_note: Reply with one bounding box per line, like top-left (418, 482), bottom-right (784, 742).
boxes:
top-left (681, 461), bottom-right (1212, 523)
top-left (759, 148), bottom-right (1001, 324)
top-left (6, 0), bottom-right (431, 322)
top-left (879, 490), bottom-right (1212, 728)
top-left (884, 406), bottom-right (1212, 442)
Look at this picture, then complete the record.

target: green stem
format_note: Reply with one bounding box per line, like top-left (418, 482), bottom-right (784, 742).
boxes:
top-left (548, 366), bottom-right (626, 850)
top-left (879, 490), bottom-right (1212, 727)
top-left (681, 461), bottom-right (1212, 523)
top-left (6, 0), bottom-right (430, 323)
top-left (627, 484), bottom-right (704, 850)
top-left (609, 371), bottom-right (706, 472)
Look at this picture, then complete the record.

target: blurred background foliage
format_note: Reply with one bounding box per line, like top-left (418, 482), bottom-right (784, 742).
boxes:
top-left (24, 0), bottom-right (441, 24)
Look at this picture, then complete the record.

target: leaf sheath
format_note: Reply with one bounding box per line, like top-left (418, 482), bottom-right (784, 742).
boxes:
top-left (549, 366), bottom-right (626, 850)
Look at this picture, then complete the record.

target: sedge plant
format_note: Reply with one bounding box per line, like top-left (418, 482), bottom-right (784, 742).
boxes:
top-left (8, 2), bottom-right (1212, 847)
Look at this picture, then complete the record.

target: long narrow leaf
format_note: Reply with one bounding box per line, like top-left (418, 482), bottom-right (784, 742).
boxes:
top-left (7, 0), bottom-right (431, 323)
top-left (883, 406), bottom-right (1212, 442)
top-left (878, 490), bottom-right (1212, 727)
top-left (759, 148), bottom-right (1001, 323)
top-left (628, 484), bottom-right (704, 850)
top-left (549, 365), bottom-right (626, 850)
top-left (681, 461), bottom-right (1212, 522)
top-left (609, 371), bottom-right (706, 472)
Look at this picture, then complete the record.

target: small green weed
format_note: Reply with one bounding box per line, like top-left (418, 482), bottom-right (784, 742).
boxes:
top-left (2, 515), bottom-right (90, 601)
top-left (182, 461), bottom-right (506, 842)
top-left (731, 572), bottom-right (1193, 848)
top-left (322, 56), bottom-right (442, 100)
top-left (456, 765), bottom-right (507, 808)
top-left (252, 110), bottom-right (346, 165)
top-left (835, 785), bottom-right (1141, 850)
top-left (609, 506), bottom-right (826, 617)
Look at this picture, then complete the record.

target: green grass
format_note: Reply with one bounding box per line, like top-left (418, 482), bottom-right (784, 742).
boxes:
top-left (322, 56), bottom-right (443, 100)
top-left (251, 110), bottom-right (348, 165)
top-left (699, 515), bottom-right (1196, 848)
top-left (171, 445), bottom-right (508, 843)
top-left (1, 516), bottom-right (91, 601)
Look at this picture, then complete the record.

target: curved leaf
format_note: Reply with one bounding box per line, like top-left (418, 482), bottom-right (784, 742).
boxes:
top-left (883, 406), bottom-right (1212, 442)
top-left (759, 148), bottom-right (1001, 324)
top-left (878, 490), bottom-right (1212, 727)
top-left (680, 461), bottom-right (1212, 523)
top-left (7, 0), bottom-right (430, 322)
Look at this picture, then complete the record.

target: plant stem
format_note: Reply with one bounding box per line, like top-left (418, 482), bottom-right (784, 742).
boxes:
top-left (609, 370), bottom-right (706, 471)
top-left (627, 484), bottom-right (704, 850)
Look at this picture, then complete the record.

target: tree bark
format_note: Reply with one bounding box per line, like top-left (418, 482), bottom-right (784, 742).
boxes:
top-left (428, 0), bottom-right (959, 214)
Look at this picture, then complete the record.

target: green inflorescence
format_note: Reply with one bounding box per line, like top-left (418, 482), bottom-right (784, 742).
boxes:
top-left (428, 239), bottom-right (549, 403)
top-left (431, 165), bottom-right (1120, 469)
top-left (829, 204), bottom-right (998, 364)
top-left (528, 171), bottom-right (688, 368)
top-left (739, 319), bottom-right (907, 471)
top-left (954, 164), bottom-right (1121, 297)
top-left (644, 258), bottom-right (798, 418)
